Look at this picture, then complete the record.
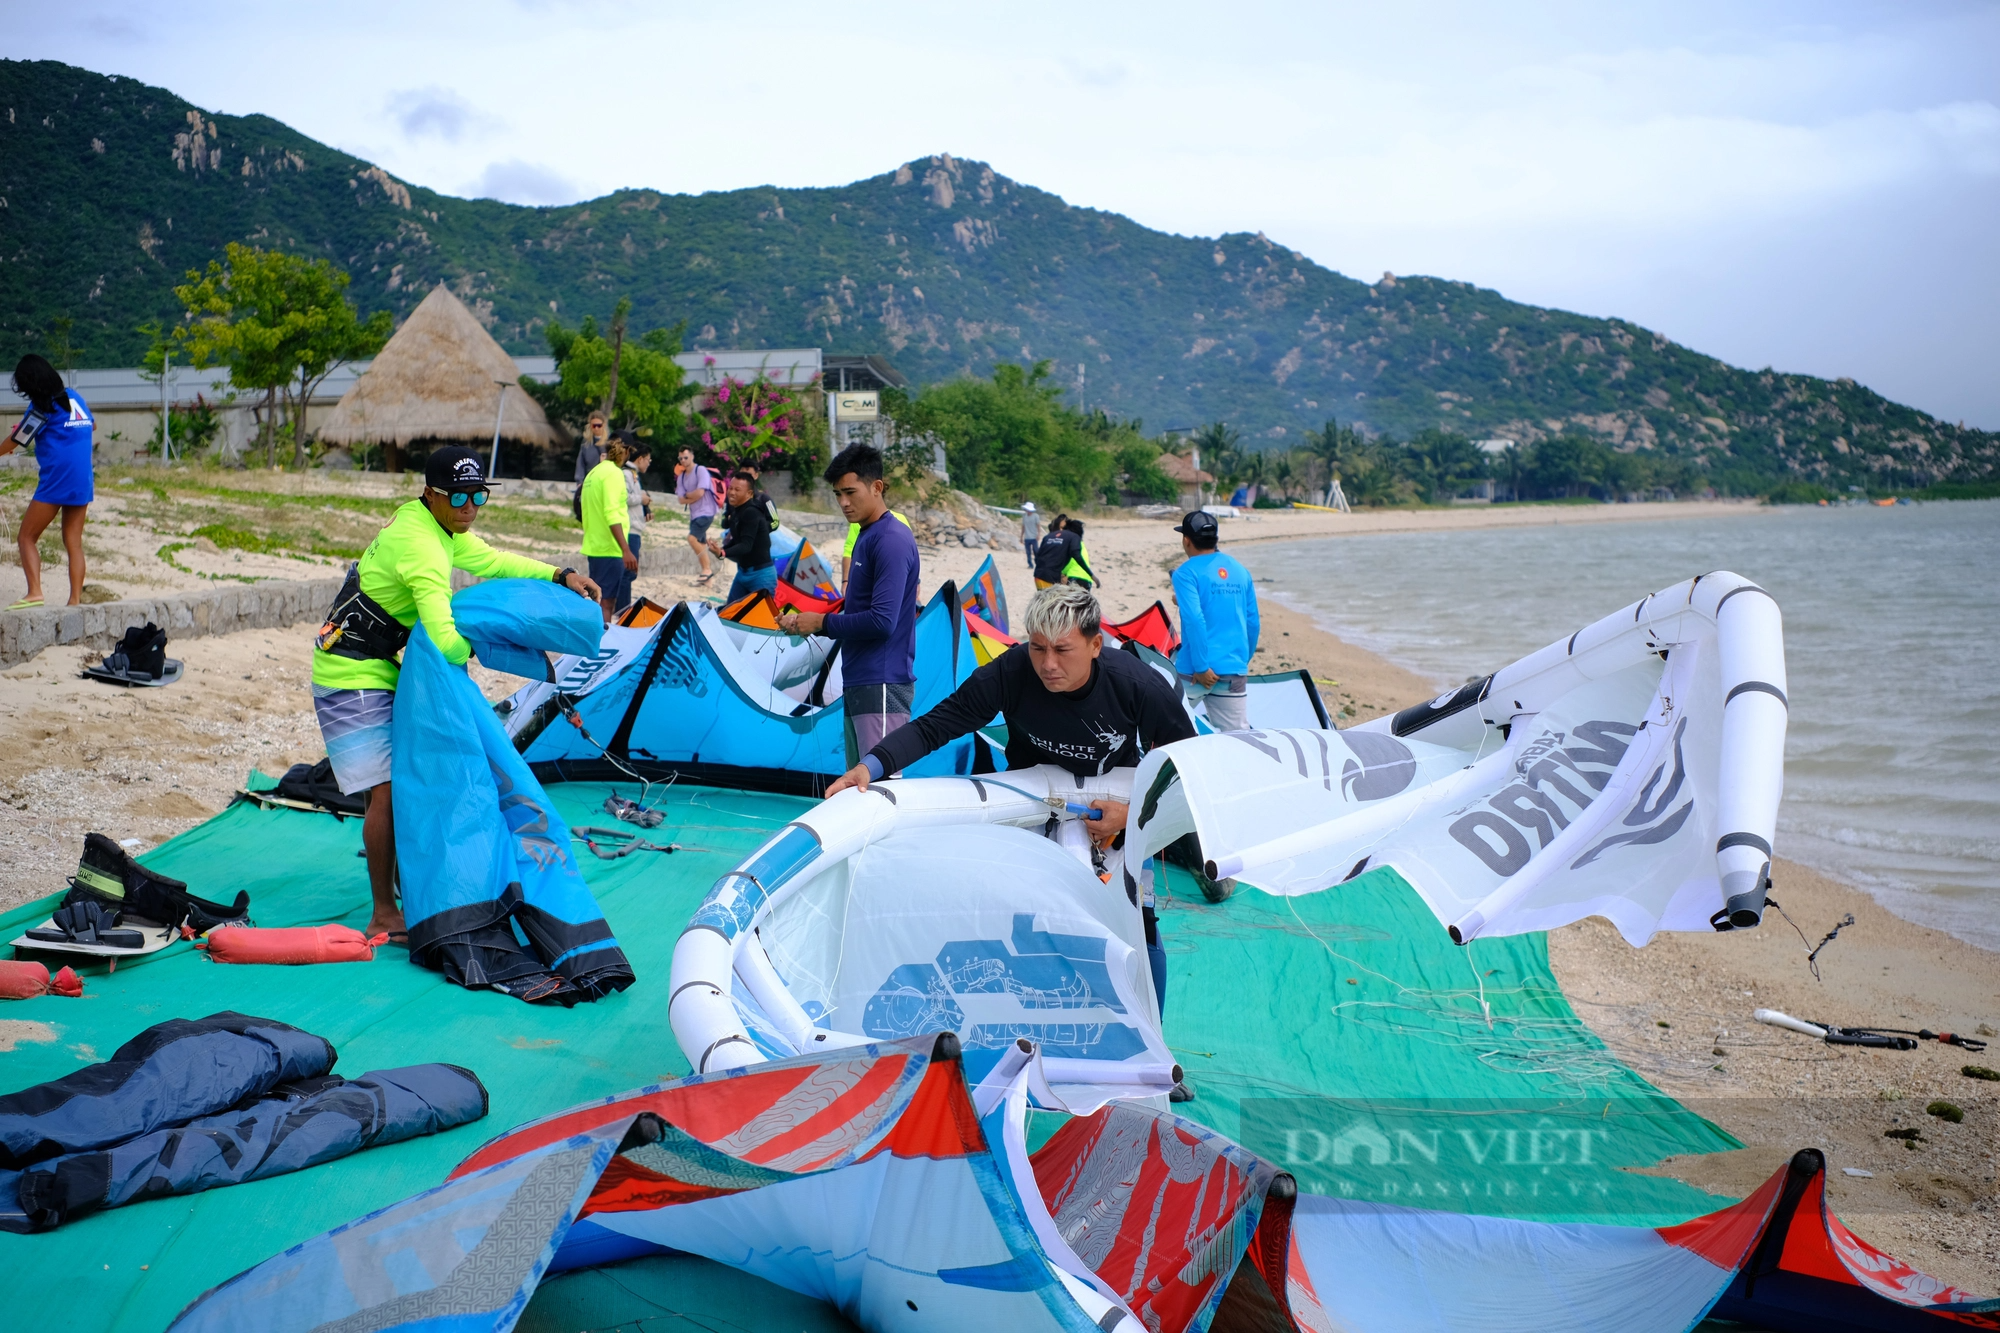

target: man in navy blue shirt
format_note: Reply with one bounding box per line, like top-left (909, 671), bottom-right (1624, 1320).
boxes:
top-left (779, 445), bottom-right (920, 768)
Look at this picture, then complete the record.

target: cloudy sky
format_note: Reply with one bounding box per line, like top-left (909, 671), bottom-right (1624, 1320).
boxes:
top-left (19, 0), bottom-right (1998, 425)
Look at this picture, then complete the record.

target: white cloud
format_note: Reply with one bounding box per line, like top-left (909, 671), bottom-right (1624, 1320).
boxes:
top-left (387, 86), bottom-right (501, 143)
top-left (464, 159), bottom-right (581, 206)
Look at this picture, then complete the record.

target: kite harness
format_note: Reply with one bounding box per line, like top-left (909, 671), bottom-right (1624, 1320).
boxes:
top-left (316, 566), bottom-right (412, 662)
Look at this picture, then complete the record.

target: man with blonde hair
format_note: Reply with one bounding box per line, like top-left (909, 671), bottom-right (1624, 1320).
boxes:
top-left (828, 583), bottom-right (1191, 802)
top-left (828, 584), bottom-right (1194, 1083)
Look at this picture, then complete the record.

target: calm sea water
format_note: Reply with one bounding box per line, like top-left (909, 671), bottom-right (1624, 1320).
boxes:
top-left (1240, 501), bottom-right (2000, 952)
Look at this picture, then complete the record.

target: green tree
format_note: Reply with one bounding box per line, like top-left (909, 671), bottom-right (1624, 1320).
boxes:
top-left (168, 243), bottom-right (392, 467)
top-left (894, 360), bottom-right (1116, 508)
top-left (1523, 435), bottom-right (1612, 499)
top-left (1190, 421), bottom-right (1247, 490)
top-left (1304, 418), bottom-right (1366, 501)
top-left (1399, 428), bottom-right (1489, 503)
top-left (1341, 440), bottom-right (1418, 507)
top-left (1113, 439), bottom-right (1177, 502)
top-left (524, 298), bottom-right (701, 448)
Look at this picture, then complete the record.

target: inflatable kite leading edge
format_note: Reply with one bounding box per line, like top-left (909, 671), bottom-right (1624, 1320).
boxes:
top-left (668, 766), bottom-right (1181, 1108)
top-left (1131, 571), bottom-right (1787, 946)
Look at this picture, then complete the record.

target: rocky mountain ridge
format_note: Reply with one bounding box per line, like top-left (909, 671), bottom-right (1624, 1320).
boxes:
top-left (1, 60), bottom-right (1991, 488)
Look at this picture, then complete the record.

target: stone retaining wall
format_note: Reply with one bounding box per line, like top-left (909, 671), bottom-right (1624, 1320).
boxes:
top-left (0, 578), bottom-right (346, 668)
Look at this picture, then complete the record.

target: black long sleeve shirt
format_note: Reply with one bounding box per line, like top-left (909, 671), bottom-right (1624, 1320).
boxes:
top-left (719, 497), bottom-right (772, 569)
top-left (1033, 529), bottom-right (1086, 583)
top-left (870, 643), bottom-right (1195, 779)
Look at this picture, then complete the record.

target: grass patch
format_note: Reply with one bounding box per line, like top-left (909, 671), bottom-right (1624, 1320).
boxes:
top-left (189, 523), bottom-right (365, 561)
top-left (103, 470), bottom-right (584, 574)
top-left (157, 541), bottom-right (264, 584)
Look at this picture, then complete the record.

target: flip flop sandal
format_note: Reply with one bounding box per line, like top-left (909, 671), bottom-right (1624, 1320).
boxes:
top-left (382, 931), bottom-right (411, 948)
top-left (693, 573), bottom-right (715, 586)
top-left (6, 597), bottom-right (43, 611)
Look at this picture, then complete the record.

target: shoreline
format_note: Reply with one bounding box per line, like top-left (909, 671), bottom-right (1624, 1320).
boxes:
top-left (1, 495), bottom-right (1991, 1288)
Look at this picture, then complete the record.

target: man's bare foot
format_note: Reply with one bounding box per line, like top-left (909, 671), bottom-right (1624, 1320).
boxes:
top-left (366, 911), bottom-right (408, 945)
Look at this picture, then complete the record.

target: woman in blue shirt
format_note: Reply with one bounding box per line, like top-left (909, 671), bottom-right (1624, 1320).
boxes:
top-left (0, 355), bottom-right (96, 609)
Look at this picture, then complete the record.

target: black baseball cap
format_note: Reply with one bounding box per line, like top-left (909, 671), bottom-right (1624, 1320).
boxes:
top-left (425, 446), bottom-right (495, 491)
top-left (1172, 510), bottom-right (1220, 543)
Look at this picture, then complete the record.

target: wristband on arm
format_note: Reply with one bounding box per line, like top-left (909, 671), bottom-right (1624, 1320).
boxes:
top-left (862, 754), bottom-right (885, 781)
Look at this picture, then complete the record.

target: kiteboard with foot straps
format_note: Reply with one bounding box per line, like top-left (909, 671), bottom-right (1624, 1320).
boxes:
top-left (81, 621), bottom-right (183, 688)
top-left (10, 833), bottom-right (248, 969)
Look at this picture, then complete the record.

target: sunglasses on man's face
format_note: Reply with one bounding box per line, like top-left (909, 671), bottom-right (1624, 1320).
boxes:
top-left (444, 489), bottom-right (489, 508)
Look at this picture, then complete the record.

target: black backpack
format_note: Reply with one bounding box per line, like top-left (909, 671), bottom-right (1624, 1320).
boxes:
top-left (103, 623), bottom-right (167, 681)
top-left (274, 759), bottom-right (366, 817)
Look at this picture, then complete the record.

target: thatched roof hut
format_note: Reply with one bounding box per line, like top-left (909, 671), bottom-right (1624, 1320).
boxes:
top-left (319, 287), bottom-right (564, 459)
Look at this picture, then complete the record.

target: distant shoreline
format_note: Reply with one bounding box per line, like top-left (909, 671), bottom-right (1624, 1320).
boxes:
top-left (1099, 497), bottom-right (1772, 549)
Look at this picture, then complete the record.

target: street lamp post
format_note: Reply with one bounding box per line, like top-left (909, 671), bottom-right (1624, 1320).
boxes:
top-left (487, 380), bottom-right (509, 479)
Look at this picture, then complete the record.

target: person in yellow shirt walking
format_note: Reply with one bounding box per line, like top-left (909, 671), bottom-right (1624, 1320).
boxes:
top-left (312, 447), bottom-right (600, 942)
top-left (580, 437), bottom-right (639, 624)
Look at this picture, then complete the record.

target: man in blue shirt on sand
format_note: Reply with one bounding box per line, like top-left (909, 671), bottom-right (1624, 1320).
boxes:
top-left (779, 444), bottom-right (920, 768)
top-left (1170, 509), bottom-right (1259, 732)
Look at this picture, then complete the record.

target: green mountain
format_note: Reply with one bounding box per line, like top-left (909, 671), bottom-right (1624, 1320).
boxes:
top-left (3, 59), bottom-right (1991, 488)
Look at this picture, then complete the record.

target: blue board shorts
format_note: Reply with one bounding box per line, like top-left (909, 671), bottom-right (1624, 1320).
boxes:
top-left (726, 563), bottom-right (777, 603)
top-left (312, 686), bottom-right (394, 795)
top-left (689, 515), bottom-right (713, 540)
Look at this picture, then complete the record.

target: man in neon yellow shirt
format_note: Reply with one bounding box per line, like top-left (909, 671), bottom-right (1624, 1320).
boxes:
top-left (312, 447), bottom-right (600, 942)
top-left (580, 437), bottom-right (638, 624)
top-left (839, 507), bottom-right (910, 591)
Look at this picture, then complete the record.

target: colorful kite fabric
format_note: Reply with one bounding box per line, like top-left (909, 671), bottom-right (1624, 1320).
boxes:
top-left (1104, 601), bottom-right (1179, 656)
top-left (961, 555), bottom-right (1011, 635)
top-left (774, 580), bottom-right (842, 614)
top-left (395, 582), bottom-right (635, 1004)
top-left (169, 1036), bottom-right (1285, 1333)
top-left (719, 588), bottom-right (785, 628)
top-left (505, 584), bottom-right (988, 793)
top-left (166, 1036), bottom-right (1990, 1333)
top-left (614, 596), bottom-right (670, 628)
top-left (773, 525), bottom-right (841, 602)
top-left (965, 608), bottom-right (1017, 666)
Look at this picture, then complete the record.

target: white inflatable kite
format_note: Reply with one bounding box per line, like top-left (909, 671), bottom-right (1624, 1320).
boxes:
top-left (670, 765), bottom-right (1181, 1109)
top-left (1130, 572), bottom-right (1787, 945)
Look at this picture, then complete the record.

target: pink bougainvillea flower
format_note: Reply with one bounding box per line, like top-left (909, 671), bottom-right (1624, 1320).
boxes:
top-left (718, 384), bottom-right (731, 403)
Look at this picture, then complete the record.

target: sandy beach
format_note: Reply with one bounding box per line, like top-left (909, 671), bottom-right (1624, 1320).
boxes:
top-left (0, 493), bottom-right (1991, 1291)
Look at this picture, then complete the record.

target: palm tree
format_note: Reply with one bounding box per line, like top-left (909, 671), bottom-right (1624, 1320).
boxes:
top-left (1271, 450), bottom-right (1297, 501)
top-left (1306, 418), bottom-right (1360, 501)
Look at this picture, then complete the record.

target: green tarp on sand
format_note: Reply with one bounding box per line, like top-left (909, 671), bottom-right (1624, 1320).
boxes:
top-left (0, 778), bottom-right (1738, 1331)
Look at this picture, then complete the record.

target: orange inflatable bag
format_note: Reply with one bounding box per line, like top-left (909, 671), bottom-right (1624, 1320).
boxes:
top-left (197, 924), bottom-right (385, 965)
top-left (0, 960), bottom-right (84, 998)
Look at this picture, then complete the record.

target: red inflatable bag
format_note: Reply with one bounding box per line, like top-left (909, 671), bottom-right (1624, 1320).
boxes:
top-left (0, 960), bottom-right (84, 998)
top-left (197, 924), bottom-right (384, 965)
